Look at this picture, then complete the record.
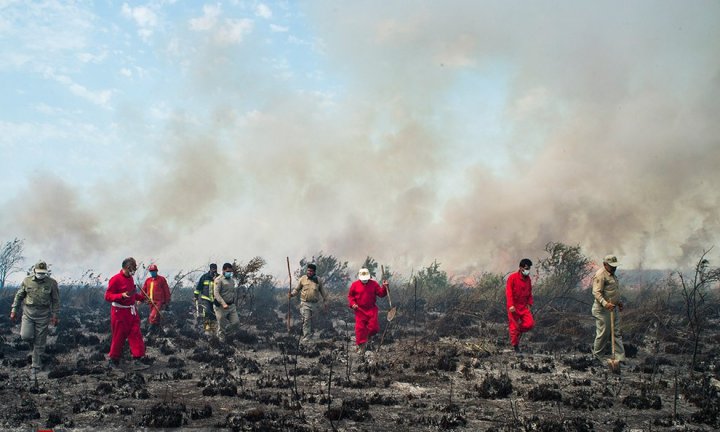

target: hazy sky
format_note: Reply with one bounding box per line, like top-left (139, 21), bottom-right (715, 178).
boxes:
top-left (1, 1), bottom-right (719, 282)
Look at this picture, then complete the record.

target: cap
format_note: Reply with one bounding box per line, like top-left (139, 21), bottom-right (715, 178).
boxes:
top-left (603, 255), bottom-right (621, 267)
top-left (148, 264), bottom-right (158, 271)
top-left (358, 268), bottom-right (371, 282)
top-left (34, 261), bottom-right (49, 274)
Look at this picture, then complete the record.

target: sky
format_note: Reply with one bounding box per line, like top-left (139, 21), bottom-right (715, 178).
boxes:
top-left (1, 1), bottom-right (719, 283)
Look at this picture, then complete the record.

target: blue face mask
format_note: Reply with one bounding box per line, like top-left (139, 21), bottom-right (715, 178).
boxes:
top-left (150, 271), bottom-right (158, 278)
top-left (224, 271), bottom-right (233, 278)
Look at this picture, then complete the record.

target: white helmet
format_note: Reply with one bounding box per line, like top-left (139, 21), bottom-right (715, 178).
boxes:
top-left (358, 268), bottom-right (371, 282)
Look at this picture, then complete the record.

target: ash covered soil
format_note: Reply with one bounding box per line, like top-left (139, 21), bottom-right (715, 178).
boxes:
top-left (0, 291), bottom-right (719, 432)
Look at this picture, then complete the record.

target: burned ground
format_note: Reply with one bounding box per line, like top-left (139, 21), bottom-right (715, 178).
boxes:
top-left (0, 286), bottom-right (718, 432)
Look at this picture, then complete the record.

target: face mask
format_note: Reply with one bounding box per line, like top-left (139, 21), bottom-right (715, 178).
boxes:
top-left (521, 269), bottom-right (530, 276)
top-left (35, 273), bottom-right (47, 280)
top-left (150, 271), bottom-right (158, 278)
top-left (224, 271), bottom-right (233, 278)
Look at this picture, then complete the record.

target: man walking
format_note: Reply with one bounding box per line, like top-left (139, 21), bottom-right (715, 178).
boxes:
top-left (140, 263), bottom-right (170, 334)
top-left (10, 260), bottom-right (60, 380)
top-left (289, 263), bottom-right (327, 343)
top-left (506, 258), bottom-right (535, 354)
top-left (592, 254), bottom-right (625, 362)
top-left (348, 268), bottom-right (388, 354)
top-left (194, 263), bottom-right (218, 333)
top-left (213, 263), bottom-right (240, 342)
top-left (105, 257), bottom-right (147, 369)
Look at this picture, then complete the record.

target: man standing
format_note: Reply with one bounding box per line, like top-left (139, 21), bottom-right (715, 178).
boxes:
top-left (506, 258), bottom-right (535, 354)
top-left (289, 263), bottom-right (327, 343)
top-left (213, 263), bottom-right (240, 342)
top-left (348, 268), bottom-right (388, 354)
top-left (10, 260), bottom-right (60, 380)
top-left (194, 263), bottom-right (218, 333)
top-left (140, 264), bottom-right (170, 334)
top-left (592, 254), bottom-right (625, 362)
top-left (105, 257), bottom-right (146, 369)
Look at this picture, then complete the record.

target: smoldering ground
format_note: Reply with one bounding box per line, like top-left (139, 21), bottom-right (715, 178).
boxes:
top-left (0, 271), bottom-right (719, 431)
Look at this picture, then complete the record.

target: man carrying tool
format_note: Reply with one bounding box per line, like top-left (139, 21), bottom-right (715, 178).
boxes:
top-left (591, 254), bottom-right (625, 362)
top-left (10, 260), bottom-right (60, 380)
top-left (140, 264), bottom-right (170, 334)
top-left (194, 263), bottom-right (218, 333)
top-left (213, 262), bottom-right (240, 342)
top-left (105, 257), bottom-right (147, 370)
top-left (348, 268), bottom-right (388, 355)
top-left (289, 263), bottom-right (328, 343)
top-left (506, 258), bottom-right (535, 354)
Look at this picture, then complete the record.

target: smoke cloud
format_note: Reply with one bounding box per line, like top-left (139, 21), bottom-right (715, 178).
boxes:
top-left (2, 1), bottom-right (719, 280)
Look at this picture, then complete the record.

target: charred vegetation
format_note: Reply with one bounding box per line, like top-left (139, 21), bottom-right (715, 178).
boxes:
top-left (0, 247), bottom-right (718, 430)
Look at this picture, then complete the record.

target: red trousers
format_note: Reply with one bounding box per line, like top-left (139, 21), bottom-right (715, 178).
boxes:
top-left (148, 302), bottom-right (165, 325)
top-left (109, 306), bottom-right (145, 360)
top-left (354, 306), bottom-right (380, 345)
top-left (508, 305), bottom-right (534, 346)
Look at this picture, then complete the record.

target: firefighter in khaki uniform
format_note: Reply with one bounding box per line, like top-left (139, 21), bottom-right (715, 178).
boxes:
top-left (10, 260), bottom-right (60, 379)
top-left (591, 254), bottom-right (625, 362)
top-left (194, 263), bottom-right (218, 332)
top-left (289, 263), bottom-right (327, 342)
top-left (213, 263), bottom-right (240, 342)
top-left (140, 264), bottom-right (170, 333)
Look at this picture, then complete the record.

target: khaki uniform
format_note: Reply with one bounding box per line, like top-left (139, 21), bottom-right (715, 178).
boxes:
top-left (591, 267), bottom-right (625, 360)
top-left (12, 275), bottom-right (60, 369)
top-left (213, 276), bottom-right (240, 341)
top-left (292, 275), bottom-right (327, 341)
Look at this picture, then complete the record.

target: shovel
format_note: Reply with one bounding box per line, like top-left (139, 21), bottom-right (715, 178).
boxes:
top-left (381, 265), bottom-right (397, 321)
top-left (608, 309), bottom-right (621, 374)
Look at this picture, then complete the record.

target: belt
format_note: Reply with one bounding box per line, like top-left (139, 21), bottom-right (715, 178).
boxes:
top-left (111, 302), bottom-right (137, 315)
top-left (215, 301), bottom-right (234, 307)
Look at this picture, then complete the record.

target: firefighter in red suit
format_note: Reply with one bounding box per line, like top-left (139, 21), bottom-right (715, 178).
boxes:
top-left (105, 257), bottom-right (146, 369)
top-left (506, 258), bottom-right (535, 354)
top-left (139, 263), bottom-right (171, 333)
top-left (347, 268), bottom-right (388, 354)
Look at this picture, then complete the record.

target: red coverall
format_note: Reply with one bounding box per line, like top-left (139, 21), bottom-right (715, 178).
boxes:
top-left (105, 270), bottom-right (145, 360)
top-left (506, 271), bottom-right (535, 347)
top-left (140, 275), bottom-right (170, 324)
top-left (347, 279), bottom-right (387, 345)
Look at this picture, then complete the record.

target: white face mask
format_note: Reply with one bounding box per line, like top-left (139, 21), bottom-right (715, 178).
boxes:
top-left (35, 273), bottom-right (47, 280)
top-left (521, 269), bottom-right (530, 276)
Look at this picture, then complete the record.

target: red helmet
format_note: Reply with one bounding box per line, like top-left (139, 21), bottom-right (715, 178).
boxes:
top-left (148, 264), bottom-right (158, 271)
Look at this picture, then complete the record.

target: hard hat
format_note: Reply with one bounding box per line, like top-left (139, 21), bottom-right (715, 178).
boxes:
top-left (358, 268), bottom-right (371, 282)
top-left (148, 264), bottom-right (159, 271)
